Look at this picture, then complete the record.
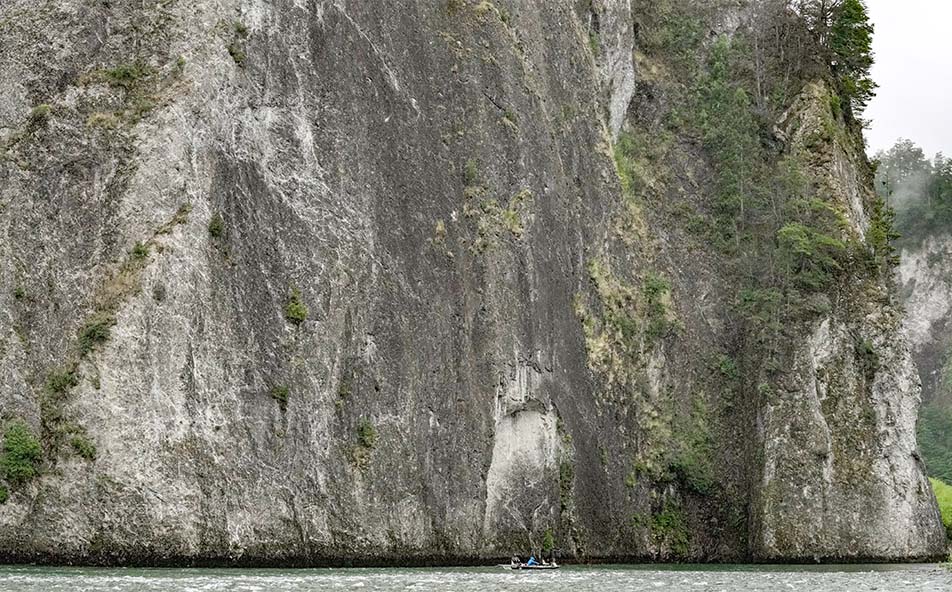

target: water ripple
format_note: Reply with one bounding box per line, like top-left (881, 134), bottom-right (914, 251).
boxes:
top-left (0, 564), bottom-right (950, 592)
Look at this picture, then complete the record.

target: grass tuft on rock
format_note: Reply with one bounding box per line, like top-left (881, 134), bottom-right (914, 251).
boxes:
top-left (103, 63), bottom-right (150, 91)
top-left (357, 418), bottom-right (378, 449)
top-left (208, 213), bottom-right (225, 238)
top-left (28, 104), bottom-right (52, 127)
top-left (284, 288), bottom-right (308, 325)
top-left (78, 313), bottom-right (115, 356)
top-left (70, 435), bottom-right (97, 461)
top-left (271, 385), bottom-right (290, 411)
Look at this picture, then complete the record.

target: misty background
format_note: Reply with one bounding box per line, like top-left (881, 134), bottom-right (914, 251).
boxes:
top-left (864, 0), bottom-right (952, 159)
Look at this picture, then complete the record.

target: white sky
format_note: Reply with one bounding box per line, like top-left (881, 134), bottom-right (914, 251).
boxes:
top-left (864, 0), bottom-right (952, 158)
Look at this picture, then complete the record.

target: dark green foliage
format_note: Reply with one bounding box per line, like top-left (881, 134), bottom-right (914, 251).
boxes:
top-left (46, 369), bottom-right (78, 396)
top-left (776, 221), bottom-right (847, 292)
top-left (208, 213), bottom-right (225, 238)
top-left (737, 288), bottom-right (783, 337)
top-left (104, 63), bottom-right (150, 90)
top-left (131, 242), bottom-right (149, 260)
top-left (559, 459), bottom-right (574, 512)
top-left (0, 485), bottom-right (7, 504)
top-left (348, 418), bottom-right (378, 470)
top-left (613, 132), bottom-right (645, 197)
top-left (0, 421), bottom-right (42, 485)
top-left (669, 398), bottom-right (715, 495)
top-left (690, 37), bottom-right (768, 252)
top-left (284, 287), bottom-right (308, 325)
top-left (70, 435), bottom-right (97, 461)
top-left (542, 528), bottom-right (555, 554)
top-left (227, 43), bottom-right (246, 66)
top-left (642, 273), bottom-right (677, 341)
top-left (651, 498), bottom-right (689, 554)
top-left (227, 24), bottom-right (249, 67)
top-left (715, 354), bottom-right (739, 381)
top-left (931, 478), bottom-right (952, 541)
top-left (28, 104), bottom-right (51, 127)
top-left (271, 385), bottom-right (290, 411)
top-left (876, 140), bottom-right (952, 245)
top-left (865, 195), bottom-right (900, 271)
top-left (463, 158), bottom-right (479, 186)
top-left (13, 285), bottom-right (24, 300)
top-left (635, 1), bottom-right (706, 75)
top-left (829, 0), bottom-right (876, 113)
top-left (356, 418), bottom-right (378, 449)
top-left (919, 405), bottom-right (952, 484)
top-left (78, 313), bottom-right (115, 355)
top-left (854, 338), bottom-right (879, 378)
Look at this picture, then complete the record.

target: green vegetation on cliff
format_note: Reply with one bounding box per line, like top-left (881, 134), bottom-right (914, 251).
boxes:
top-left (920, 406), bottom-right (952, 484)
top-left (874, 139), bottom-right (952, 245)
top-left (1, 421), bottom-right (42, 485)
top-left (284, 288), bottom-right (308, 325)
top-left (931, 478), bottom-right (952, 541)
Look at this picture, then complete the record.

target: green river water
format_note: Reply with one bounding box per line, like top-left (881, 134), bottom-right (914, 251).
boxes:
top-left (1, 564), bottom-right (950, 591)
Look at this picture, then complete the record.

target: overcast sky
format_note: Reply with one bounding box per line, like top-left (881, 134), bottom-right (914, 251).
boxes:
top-left (864, 0), bottom-right (952, 158)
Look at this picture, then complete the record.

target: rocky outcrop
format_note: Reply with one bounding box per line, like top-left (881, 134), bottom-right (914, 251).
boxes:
top-left (899, 236), bottom-right (952, 406)
top-left (749, 82), bottom-right (944, 560)
top-left (0, 0), bottom-right (944, 565)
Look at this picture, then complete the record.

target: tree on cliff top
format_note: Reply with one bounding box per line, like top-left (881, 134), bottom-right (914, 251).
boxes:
top-left (797, 0), bottom-right (875, 114)
top-left (829, 0), bottom-right (876, 113)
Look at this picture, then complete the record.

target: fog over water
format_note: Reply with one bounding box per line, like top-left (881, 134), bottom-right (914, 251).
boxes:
top-left (864, 0), bottom-right (952, 157)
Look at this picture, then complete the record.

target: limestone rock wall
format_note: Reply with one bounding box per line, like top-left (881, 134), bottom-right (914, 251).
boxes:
top-left (0, 0), bottom-right (943, 564)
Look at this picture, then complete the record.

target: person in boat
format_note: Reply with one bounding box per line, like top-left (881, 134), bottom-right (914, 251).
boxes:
top-left (526, 555), bottom-right (538, 566)
top-left (511, 556), bottom-right (521, 567)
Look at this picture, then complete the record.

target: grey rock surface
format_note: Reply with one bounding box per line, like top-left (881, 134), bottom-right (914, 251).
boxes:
top-left (0, 0), bottom-right (944, 565)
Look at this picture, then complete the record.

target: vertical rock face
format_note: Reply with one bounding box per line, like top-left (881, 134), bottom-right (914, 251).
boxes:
top-left (749, 83), bottom-right (945, 560)
top-left (0, 0), bottom-right (944, 564)
top-left (899, 236), bottom-right (952, 406)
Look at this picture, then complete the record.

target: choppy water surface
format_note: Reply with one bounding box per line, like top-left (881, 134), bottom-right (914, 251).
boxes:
top-left (1, 564), bottom-right (950, 592)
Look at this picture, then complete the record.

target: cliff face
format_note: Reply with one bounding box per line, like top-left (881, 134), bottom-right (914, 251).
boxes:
top-left (900, 236), bottom-right (952, 407)
top-left (0, 0), bottom-right (944, 564)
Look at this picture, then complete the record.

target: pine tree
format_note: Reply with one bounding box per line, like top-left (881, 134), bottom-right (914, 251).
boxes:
top-left (829, 0), bottom-right (876, 113)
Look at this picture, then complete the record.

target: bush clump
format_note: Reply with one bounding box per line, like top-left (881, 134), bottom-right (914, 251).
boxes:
top-left (131, 242), bottom-right (150, 260)
top-left (46, 369), bottom-right (78, 396)
top-left (284, 288), bottom-right (308, 325)
top-left (208, 213), bottom-right (225, 238)
top-left (78, 313), bottom-right (115, 355)
top-left (356, 418), bottom-right (378, 449)
top-left (28, 104), bottom-right (52, 127)
top-left (348, 418), bottom-right (378, 470)
top-left (271, 385), bottom-right (290, 411)
top-left (70, 435), bottom-right (97, 461)
top-left (0, 421), bottom-right (42, 485)
top-left (541, 528), bottom-right (555, 554)
top-left (104, 63), bottom-right (150, 90)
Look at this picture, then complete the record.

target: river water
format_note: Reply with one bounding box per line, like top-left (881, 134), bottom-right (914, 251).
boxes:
top-left (1, 564), bottom-right (950, 591)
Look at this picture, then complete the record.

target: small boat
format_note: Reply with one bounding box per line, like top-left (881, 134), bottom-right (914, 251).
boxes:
top-left (510, 562), bottom-right (559, 570)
